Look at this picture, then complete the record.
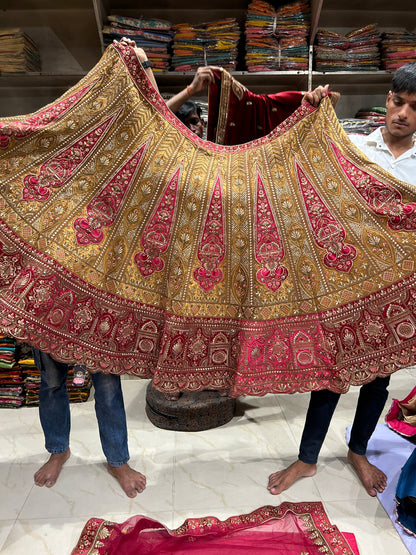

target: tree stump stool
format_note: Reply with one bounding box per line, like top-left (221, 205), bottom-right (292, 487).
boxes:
top-left (145, 382), bottom-right (236, 431)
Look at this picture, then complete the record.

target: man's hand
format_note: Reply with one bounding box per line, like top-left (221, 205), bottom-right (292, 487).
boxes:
top-left (302, 84), bottom-right (340, 107)
top-left (119, 38), bottom-right (159, 93)
top-left (119, 37), bottom-right (148, 64)
top-left (187, 66), bottom-right (221, 96)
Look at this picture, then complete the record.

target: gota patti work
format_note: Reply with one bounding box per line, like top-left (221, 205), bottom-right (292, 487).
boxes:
top-left (1, 42), bottom-right (416, 396)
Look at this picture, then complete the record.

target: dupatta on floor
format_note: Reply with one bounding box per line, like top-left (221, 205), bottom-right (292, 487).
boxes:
top-left (71, 503), bottom-right (359, 554)
top-left (1, 41), bottom-right (416, 396)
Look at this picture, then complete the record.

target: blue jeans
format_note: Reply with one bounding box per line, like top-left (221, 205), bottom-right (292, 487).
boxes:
top-left (33, 348), bottom-right (129, 467)
top-left (299, 376), bottom-right (390, 464)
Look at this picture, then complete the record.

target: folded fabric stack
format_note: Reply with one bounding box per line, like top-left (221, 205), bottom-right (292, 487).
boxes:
top-left (102, 15), bottom-right (173, 72)
top-left (314, 24), bottom-right (381, 72)
top-left (19, 345), bottom-right (41, 406)
top-left (355, 105), bottom-right (386, 125)
top-left (0, 28), bottom-right (41, 73)
top-left (245, 0), bottom-right (310, 72)
top-left (0, 336), bottom-right (25, 408)
top-left (340, 105), bottom-right (386, 135)
top-left (380, 30), bottom-right (416, 71)
top-left (171, 19), bottom-right (240, 72)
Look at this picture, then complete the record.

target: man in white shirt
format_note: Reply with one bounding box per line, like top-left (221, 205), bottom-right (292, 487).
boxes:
top-left (268, 61), bottom-right (416, 498)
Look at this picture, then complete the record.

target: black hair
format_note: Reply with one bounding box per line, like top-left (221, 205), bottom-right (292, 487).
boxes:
top-left (176, 100), bottom-right (202, 124)
top-left (392, 62), bottom-right (416, 95)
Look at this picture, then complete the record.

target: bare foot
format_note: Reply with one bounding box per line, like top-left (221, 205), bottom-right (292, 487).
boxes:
top-left (107, 463), bottom-right (146, 498)
top-left (267, 460), bottom-right (317, 495)
top-left (347, 449), bottom-right (387, 497)
top-left (34, 448), bottom-right (71, 487)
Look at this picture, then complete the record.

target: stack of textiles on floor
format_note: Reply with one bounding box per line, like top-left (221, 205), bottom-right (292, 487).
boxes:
top-left (380, 30), bottom-right (416, 71)
top-left (171, 19), bottom-right (240, 72)
top-left (0, 336), bottom-right (24, 408)
top-left (314, 24), bottom-right (381, 72)
top-left (340, 105), bottom-right (386, 135)
top-left (102, 15), bottom-right (173, 72)
top-left (245, 0), bottom-right (310, 72)
top-left (0, 29), bottom-right (41, 73)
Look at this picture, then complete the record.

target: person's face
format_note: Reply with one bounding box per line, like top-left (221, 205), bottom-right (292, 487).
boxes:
top-left (385, 90), bottom-right (416, 139)
top-left (183, 110), bottom-right (204, 138)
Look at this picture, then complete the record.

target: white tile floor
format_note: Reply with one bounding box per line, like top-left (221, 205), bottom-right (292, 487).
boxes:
top-left (0, 367), bottom-right (414, 554)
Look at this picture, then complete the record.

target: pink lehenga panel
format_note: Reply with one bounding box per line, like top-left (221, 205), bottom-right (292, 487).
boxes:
top-left (71, 503), bottom-right (360, 554)
top-left (1, 41), bottom-right (416, 396)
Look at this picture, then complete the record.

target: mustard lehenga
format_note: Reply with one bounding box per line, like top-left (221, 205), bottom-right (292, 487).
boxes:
top-left (1, 41), bottom-right (416, 396)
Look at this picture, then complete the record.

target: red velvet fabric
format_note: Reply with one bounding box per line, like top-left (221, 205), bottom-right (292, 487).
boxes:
top-left (207, 69), bottom-right (303, 145)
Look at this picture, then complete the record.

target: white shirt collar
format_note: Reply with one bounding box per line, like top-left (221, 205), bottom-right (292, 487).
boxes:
top-left (364, 127), bottom-right (416, 157)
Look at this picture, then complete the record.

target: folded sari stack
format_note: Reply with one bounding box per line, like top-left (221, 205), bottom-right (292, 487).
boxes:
top-left (171, 19), bottom-right (240, 72)
top-left (102, 15), bottom-right (173, 72)
top-left (245, 0), bottom-right (310, 72)
top-left (314, 24), bottom-right (381, 71)
top-left (19, 347), bottom-right (40, 406)
top-left (0, 336), bottom-right (24, 408)
top-left (338, 105), bottom-right (385, 135)
top-left (380, 31), bottom-right (416, 71)
top-left (0, 28), bottom-right (41, 73)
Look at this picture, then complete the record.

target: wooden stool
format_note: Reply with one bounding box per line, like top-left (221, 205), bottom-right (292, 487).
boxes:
top-left (145, 382), bottom-right (236, 431)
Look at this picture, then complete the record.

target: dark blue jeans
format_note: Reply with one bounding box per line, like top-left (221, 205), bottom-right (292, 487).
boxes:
top-left (33, 348), bottom-right (130, 467)
top-left (298, 376), bottom-right (390, 464)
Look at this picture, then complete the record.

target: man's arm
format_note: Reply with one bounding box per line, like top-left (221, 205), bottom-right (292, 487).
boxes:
top-left (119, 38), bottom-right (160, 93)
top-left (166, 66), bottom-right (221, 113)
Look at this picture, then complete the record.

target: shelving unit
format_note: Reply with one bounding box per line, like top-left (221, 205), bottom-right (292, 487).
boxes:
top-left (0, 0), bottom-right (101, 116)
top-left (0, 0), bottom-right (415, 118)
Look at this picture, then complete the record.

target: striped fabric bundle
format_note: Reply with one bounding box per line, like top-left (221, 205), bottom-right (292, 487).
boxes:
top-left (245, 0), bottom-right (310, 72)
top-left (380, 31), bottom-right (416, 71)
top-left (0, 336), bottom-right (24, 408)
top-left (0, 29), bottom-right (41, 73)
top-left (171, 19), bottom-right (240, 72)
top-left (314, 24), bottom-right (381, 71)
top-left (102, 15), bottom-right (173, 72)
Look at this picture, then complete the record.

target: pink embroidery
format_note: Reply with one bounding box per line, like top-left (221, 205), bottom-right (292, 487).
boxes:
top-left (255, 170), bottom-right (288, 291)
top-left (296, 160), bottom-right (356, 272)
top-left (22, 110), bottom-right (120, 202)
top-left (74, 139), bottom-right (150, 245)
top-left (0, 80), bottom-right (99, 149)
top-left (328, 137), bottom-right (416, 231)
top-left (135, 163), bottom-right (182, 276)
top-left (194, 174), bottom-right (226, 291)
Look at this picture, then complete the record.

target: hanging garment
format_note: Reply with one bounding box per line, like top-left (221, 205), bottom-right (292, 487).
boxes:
top-left (1, 41), bottom-right (416, 396)
top-left (207, 67), bottom-right (303, 145)
top-left (71, 502), bottom-right (360, 555)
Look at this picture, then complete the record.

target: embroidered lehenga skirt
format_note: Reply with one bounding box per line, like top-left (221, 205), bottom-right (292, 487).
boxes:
top-left (1, 42), bottom-right (416, 396)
